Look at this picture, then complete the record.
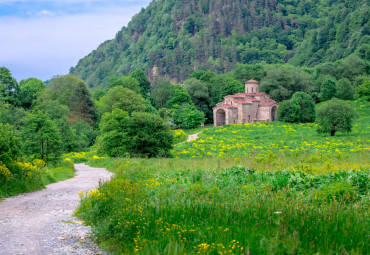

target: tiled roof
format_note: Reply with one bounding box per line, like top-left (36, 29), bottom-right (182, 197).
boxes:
top-left (229, 95), bottom-right (244, 98)
top-left (236, 92), bottom-right (266, 96)
top-left (217, 103), bottom-right (238, 109)
top-left (259, 101), bottom-right (278, 106)
top-left (247, 98), bottom-right (260, 101)
top-left (235, 100), bottom-right (252, 105)
top-left (246, 79), bottom-right (259, 84)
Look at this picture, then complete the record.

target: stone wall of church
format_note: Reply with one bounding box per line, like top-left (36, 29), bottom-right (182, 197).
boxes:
top-left (257, 106), bottom-right (272, 121)
top-left (227, 108), bottom-right (238, 124)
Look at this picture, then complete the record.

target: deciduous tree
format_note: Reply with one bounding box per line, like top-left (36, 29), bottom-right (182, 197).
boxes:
top-left (316, 99), bottom-right (356, 136)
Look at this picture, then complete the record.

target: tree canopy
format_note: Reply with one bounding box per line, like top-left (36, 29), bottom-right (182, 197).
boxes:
top-left (316, 99), bottom-right (356, 136)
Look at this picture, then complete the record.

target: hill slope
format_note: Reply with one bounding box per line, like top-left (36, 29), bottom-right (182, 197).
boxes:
top-left (70, 0), bottom-right (370, 87)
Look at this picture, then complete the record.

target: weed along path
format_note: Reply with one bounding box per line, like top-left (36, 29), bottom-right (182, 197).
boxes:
top-left (0, 163), bottom-right (113, 255)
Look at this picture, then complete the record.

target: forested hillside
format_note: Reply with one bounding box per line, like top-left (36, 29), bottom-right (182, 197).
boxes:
top-left (70, 0), bottom-right (370, 87)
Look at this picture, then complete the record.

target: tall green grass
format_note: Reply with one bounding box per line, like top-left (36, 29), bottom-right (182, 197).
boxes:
top-left (75, 100), bottom-right (369, 254)
top-left (77, 158), bottom-right (369, 254)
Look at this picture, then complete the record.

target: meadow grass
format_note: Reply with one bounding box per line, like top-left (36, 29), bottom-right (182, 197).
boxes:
top-left (75, 99), bottom-right (369, 254)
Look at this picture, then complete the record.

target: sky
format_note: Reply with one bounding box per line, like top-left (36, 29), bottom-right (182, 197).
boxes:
top-left (0, 0), bottom-right (152, 81)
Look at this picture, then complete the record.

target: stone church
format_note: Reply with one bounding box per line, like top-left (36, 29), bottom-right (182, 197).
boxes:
top-left (213, 80), bottom-right (278, 126)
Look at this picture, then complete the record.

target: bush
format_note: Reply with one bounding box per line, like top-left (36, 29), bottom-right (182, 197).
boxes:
top-left (277, 99), bottom-right (301, 123)
top-left (173, 129), bottom-right (188, 143)
top-left (320, 79), bottom-right (336, 101)
top-left (355, 80), bottom-right (370, 101)
top-left (173, 104), bottom-right (206, 129)
top-left (0, 123), bottom-right (21, 166)
top-left (97, 109), bottom-right (173, 158)
top-left (127, 112), bottom-right (173, 157)
top-left (291, 92), bottom-right (316, 122)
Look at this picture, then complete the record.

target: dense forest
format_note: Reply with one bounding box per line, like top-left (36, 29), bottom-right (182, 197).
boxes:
top-left (70, 0), bottom-right (370, 86)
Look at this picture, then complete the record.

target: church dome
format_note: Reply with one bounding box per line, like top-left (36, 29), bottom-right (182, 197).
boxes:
top-left (246, 79), bottom-right (259, 84)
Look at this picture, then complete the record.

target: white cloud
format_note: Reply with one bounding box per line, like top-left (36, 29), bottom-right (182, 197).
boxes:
top-left (36, 10), bottom-right (54, 16)
top-left (0, 4), bottom-right (149, 81)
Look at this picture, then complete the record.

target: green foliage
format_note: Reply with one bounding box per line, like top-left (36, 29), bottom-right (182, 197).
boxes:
top-left (261, 65), bottom-right (312, 102)
top-left (0, 67), bottom-right (19, 105)
top-left (0, 124), bottom-right (21, 166)
top-left (71, 0), bottom-right (370, 86)
top-left (97, 109), bottom-right (130, 157)
top-left (234, 63), bottom-right (266, 83)
top-left (277, 99), bottom-right (301, 123)
top-left (355, 80), bottom-right (370, 100)
top-left (0, 158), bottom-right (75, 199)
top-left (0, 100), bottom-right (26, 127)
top-left (173, 104), bottom-right (206, 129)
top-left (108, 75), bottom-right (141, 95)
top-left (72, 120), bottom-right (98, 151)
top-left (18, 78), bottom-right (45, 109)
top-left (208, 75), bottom-right (243, 106)
top-left (46, 74), bottom-right (97, 125)
top-left (150, 79), bottom-right (176, 109)
top-left (165, 85), bottom-right (192, 109)
top-left (316, 99), bottom-right (356, 136)
top-left (21, 111), bottom-right (62, 161)
top-left (97, 109), bottom-right (173, 158)
top-left (172, 129), bottom-right (188, 143)
top-left (291, 92), bottom-right (316, 123)
top-left (183, 78), bottom-right (211, 118)
top-left (337, 55), bottom-right (368, 82)
top-left (336, 78), bottom-right (354, 100)
top-left (189, 70), bottom-right (216, 83)
top-left (320, 79), bottom-right (337, 101)
top-left (126, 112), bottom-right (173, 157)
top-left (129, 69), bottom-right (151, 98)
top-left (97, 86), bottom-right (146, 116)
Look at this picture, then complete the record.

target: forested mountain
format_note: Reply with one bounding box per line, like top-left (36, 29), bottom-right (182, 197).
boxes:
top-left (70, 0), bottom-right (369, 87)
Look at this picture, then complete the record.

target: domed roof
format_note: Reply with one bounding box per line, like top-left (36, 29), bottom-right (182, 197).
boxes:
top-left (245, 79), bottom-right (259, 84)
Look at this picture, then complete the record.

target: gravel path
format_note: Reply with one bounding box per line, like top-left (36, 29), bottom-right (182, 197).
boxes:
top-left (0, 163), bottom-right (113, 255)
top-left (187, 132), bottom-right (202, 142)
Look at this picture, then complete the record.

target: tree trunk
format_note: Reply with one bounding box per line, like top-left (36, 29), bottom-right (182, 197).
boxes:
top-left (331, 130), bottom-right (336, 136)
top-left (41, 140), bottom-right (44, 160)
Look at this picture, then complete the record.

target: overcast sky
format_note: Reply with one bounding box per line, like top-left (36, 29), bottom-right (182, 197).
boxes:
top-left (0, 0), bottom-right (152, 81)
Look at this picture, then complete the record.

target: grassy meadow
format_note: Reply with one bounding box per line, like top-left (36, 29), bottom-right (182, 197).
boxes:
top-left (75, 99), bottom-right (369, 254)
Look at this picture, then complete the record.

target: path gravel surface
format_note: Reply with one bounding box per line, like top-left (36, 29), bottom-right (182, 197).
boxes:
top-left (187, 132), bottom-right (202, 142)
top-left (0, 163), bottom-right (113, 255)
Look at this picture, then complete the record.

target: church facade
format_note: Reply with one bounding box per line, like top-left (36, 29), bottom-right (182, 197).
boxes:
top-left (213, 80), bottom-right (278, 126)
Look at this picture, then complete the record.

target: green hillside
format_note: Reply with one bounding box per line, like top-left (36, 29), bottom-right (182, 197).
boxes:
top-left (70, 0), bottom-right (370, 87)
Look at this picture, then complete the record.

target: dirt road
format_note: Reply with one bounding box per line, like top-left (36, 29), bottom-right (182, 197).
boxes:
top-left (0, 164), bottom-right (113, 255)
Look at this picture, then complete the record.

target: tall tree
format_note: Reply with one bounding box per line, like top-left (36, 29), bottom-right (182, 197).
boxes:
top-left (46, 75), bottom-right (97, 125)
top-left (320, 79), bottom-right (337, 101)
top-left (18, 78), bottom-right (45, 109)
top-left (336, 78), bottom-right (354, 100)
top-left (129, 69), bottom-right (151, 97)
top-left (0, 67), bottom-right (19, 106)
top-left (291, 92), bottom-right (316, 123)
top-left (316, 99), bottom-right (356, 136)
top-left (21, 111), bottom-right (62, 161)
top-left (97, 86), bottom-right (146, 116)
